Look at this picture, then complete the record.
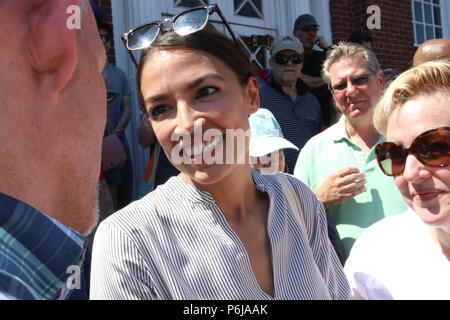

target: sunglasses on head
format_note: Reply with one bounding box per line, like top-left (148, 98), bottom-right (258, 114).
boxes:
top-left (274, 54), bottom-right (304, 65)
top-left (330, 73), bottom-right (373, 92)
top-left (121, 4), bottom-right (239, 68)
top-left (375, 127), bottom-right (450, 176)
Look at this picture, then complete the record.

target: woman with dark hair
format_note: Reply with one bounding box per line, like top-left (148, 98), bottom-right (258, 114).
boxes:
top-left (90, 5), bottom-right (349, 300)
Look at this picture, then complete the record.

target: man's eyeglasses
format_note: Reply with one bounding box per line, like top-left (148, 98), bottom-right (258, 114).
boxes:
top-left (301, 26), bottom-right (319, 32)
top-left (330, 73), bottom-right (373, 92)
top-left (375, 127), bottom-right (450, 176)
top-left (274, 54), bottom-right (304, 65)
top-left (121, 4), bottom-right (239, 68)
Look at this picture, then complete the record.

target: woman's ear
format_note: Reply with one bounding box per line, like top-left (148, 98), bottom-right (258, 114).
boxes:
top-left (246, 76), bottom-right (260, 115)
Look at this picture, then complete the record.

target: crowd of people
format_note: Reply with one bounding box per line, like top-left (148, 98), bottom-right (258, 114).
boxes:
top-left (1, 1), bottom-right (449, 300)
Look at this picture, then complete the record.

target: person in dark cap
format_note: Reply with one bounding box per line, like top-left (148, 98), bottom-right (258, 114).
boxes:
top-left (293, 14), bottom-right (336, 127)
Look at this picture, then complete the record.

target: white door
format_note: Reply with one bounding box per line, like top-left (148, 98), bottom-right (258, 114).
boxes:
top-left (219, 0), bottom-right (277, 69)
top-left (167, 0), bottom-right (278, 69)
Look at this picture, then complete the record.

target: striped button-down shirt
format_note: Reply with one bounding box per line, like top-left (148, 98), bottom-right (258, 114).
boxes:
top-left (0, 193), bottom-right (86, 300)
top-left (90, 170), bottom-right (350, 300)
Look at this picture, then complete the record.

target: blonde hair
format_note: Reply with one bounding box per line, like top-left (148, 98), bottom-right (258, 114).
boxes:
top-left (373, 61), bottom-right (450, 135)
top-left (322, 41), bottom-right (381, 85)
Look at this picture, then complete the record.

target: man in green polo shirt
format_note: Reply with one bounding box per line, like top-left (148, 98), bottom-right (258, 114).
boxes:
top-left (294, 42), bottom-right (407, 260)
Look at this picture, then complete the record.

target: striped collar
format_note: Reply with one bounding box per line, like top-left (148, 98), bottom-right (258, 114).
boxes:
top-left (0, 193), bottom-right (86, 300)
top-left (269, 77), bottom-right (310, 96)
top-left (170, 169), bottom-right (271, 205)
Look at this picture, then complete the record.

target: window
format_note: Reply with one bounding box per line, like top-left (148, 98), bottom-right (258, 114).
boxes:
top-left (234, 0), bottom-right (264, 19)
top-left (174, 0), bottom-right (209, 8)
top-left (412, 0), bottom-right (442, 45)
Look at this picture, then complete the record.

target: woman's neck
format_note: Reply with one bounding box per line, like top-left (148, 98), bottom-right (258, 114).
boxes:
top-left (430, 227), bottom-right (450, 261)
top-left (181, 166), bottom-right (261, 222)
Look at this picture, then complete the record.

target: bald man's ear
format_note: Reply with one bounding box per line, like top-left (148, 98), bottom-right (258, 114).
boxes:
top-left (28, 0), bottom-right (79, 93)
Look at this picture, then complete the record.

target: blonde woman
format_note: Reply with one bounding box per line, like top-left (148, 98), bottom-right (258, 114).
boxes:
top-left (344, 61), bottom-right (450, 299)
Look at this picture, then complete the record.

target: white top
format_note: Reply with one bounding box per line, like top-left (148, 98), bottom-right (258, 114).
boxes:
top-left (90, 170), bottom-right (350, 300)
top-left (344, 210), bottom-right (450, 299)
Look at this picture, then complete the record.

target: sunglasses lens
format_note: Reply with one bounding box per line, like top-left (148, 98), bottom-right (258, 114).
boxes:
top-left (274, 55), bottom-right (288, 65)
top-left (174, 8), bottom-right (209, 36)
top-left (353, 76), bottom-right (370, 86)
top-left (291, 56), bottom-right (303, 64)
top-left (275, 55), bottom-right (303, 65)
top-left (414, 128), bottom-right (450, 167)
top-left (127, 24), bottom-right (159, 50)
top-left (376, 142), bottom-right (407, 176)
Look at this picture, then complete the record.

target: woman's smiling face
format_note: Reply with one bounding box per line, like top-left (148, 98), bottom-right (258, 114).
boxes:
top-left (386, 91), bottom-right (450, 232)
top-left (140, 48), bottom-right (259, 186)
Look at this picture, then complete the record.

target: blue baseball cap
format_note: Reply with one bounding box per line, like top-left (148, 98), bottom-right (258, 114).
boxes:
top-left (249, 108), bottom-right (299, 157)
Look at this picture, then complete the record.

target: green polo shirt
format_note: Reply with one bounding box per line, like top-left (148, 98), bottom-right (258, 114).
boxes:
top-left (294, 116), bottom-right (407, 257)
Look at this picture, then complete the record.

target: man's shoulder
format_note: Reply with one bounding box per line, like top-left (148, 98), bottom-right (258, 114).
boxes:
top-left (0, 270), bottom-right (40, 300)
top-left (259, 81), bottom-right (279, 96)
top-left (304, 49), bottom-right (326, 61)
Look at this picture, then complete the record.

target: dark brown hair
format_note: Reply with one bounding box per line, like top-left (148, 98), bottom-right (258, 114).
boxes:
top-left (136, 29), bottom-right (255, 112)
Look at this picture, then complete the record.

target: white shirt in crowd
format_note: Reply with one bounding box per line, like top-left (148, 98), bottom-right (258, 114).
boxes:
top-left (344, 209), bottom-right (450, 300)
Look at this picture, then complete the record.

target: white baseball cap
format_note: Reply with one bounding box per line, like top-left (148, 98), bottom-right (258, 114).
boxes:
top-left (249, 108), bottom-right (299, 157)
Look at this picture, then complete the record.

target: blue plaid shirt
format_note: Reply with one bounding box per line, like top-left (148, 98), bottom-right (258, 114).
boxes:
top-left (0, 192), bottom-right (86, 300)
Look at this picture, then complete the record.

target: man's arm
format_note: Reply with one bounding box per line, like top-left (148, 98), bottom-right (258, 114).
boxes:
top-left (114, 96), bottom-right (131, 137)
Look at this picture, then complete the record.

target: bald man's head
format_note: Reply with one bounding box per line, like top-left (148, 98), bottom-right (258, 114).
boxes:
top-left (413, 38), bottom-right (450, 67)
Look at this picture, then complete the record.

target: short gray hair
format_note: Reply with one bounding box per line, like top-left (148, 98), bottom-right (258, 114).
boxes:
top-left (322, 41), bottom-right (381, 85)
